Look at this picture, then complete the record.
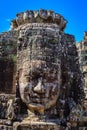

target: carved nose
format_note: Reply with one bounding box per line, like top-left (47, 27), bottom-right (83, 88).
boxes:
top-left (33, 79), bottom-right (45, 94)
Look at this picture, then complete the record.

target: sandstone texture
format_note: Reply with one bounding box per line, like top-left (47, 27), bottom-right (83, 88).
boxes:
top-left (0, 30), bottom-right (18, 93)
top-left (0, 9), bottom-right (86, 130)
top-left (77, 32), bottom-right (87, 127)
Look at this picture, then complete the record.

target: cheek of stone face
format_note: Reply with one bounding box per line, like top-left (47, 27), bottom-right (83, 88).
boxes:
top-left (43, 83), bottom-right (59, 109)
top-left (51, 83), bottom-right (59, 94)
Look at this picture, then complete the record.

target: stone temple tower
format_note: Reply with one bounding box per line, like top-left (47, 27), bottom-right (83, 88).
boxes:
top-left (0, 9), bottom-right (85, 130)
top-left (15, 9), bottom-right (85, 130)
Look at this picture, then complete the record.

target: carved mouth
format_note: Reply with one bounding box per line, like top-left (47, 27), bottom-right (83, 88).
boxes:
top-left (30, 97), bottom-right (48, 104)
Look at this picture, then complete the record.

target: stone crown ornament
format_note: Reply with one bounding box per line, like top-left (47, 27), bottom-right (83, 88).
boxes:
top-left (11, 9), bottom-right (67, 31)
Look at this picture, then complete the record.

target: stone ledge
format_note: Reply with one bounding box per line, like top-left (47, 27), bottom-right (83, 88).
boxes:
top-left (13, 121), bottom-right (62, 130)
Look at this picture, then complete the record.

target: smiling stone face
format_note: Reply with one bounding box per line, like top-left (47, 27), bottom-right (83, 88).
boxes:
top-left (17, 23), bottom-right (85, 122)
top-left (19, 60), bottom-right (61, 114)
top-left (17, 23), bottom-right (61, 116)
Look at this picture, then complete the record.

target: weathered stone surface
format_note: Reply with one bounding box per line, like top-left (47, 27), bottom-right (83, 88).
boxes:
top-left (13, 121), bottom-right (61, 130)
top-left (0, 9), bottom-right (85, 130)
top-left (0, 94), bottom-right (15, 119)
top-left (0, 59), bottom-right (15, 93)
top-left (16, 21), bottom-right (85, 129)
top-left (11, 9), bottom-right (67, 31)
top-left (0, 30), bottom-right (18, 93)
top-left (77, 32), bottom-right (87, 129)
top-left (0, 30), bottom-right (18, 58)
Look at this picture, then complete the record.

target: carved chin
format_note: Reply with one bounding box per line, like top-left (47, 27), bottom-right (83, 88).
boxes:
top-left (27, 95), bottom-right (58, 114)
top-left (28, 103), bottom-right (45, 114)
top-left (19, 82), bottom-right (59, 114)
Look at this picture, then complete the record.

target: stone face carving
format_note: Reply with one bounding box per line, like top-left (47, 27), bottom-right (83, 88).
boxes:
top-left (18, 24), bottom-right (61, 119)
top-left (0, 9), bottom-right (86, 130)
top-left (19, 60), bottom-right (60, 115)
top-left (17, 22), bottom-right (85, 126)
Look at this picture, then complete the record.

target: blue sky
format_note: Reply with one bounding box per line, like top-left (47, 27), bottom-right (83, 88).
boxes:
top-left (0, 0), bottom-right (87, 42)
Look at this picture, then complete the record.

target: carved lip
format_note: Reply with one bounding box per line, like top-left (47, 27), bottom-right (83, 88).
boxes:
top-left (30, 97), bottom-right (48, 104)
top-left (28, 103), bottom-right (45, 112)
